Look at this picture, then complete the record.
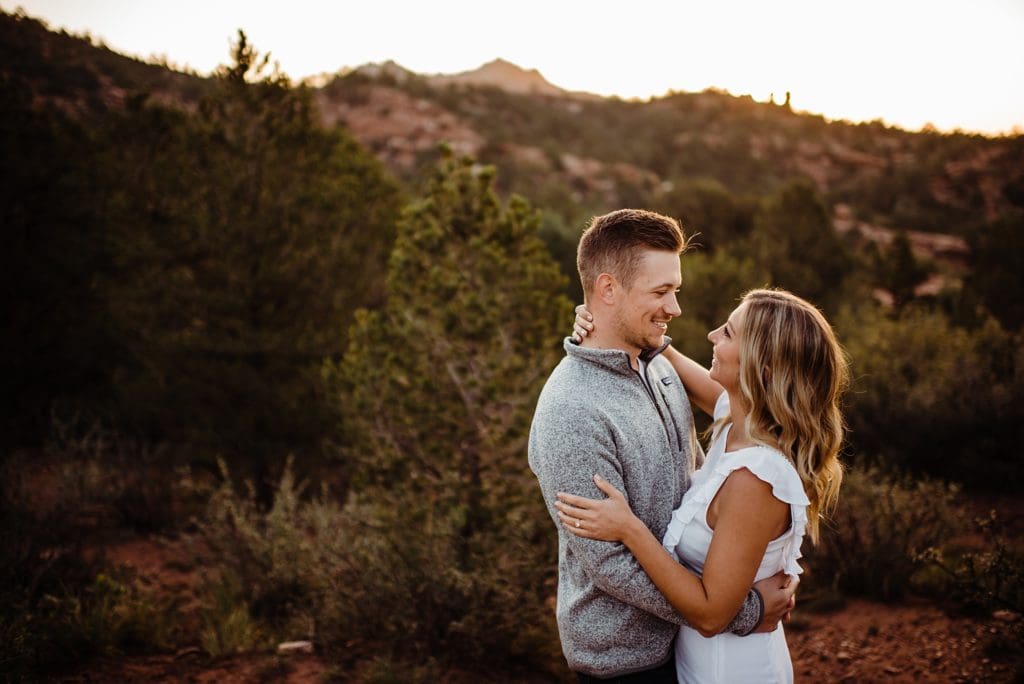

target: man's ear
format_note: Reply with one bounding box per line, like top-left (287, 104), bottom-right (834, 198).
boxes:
top-left (595, 273), bottom-right (618, 305)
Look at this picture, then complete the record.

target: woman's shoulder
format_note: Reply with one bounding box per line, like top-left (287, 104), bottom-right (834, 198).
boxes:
top-left (718, 445), bottom-right (809, 507)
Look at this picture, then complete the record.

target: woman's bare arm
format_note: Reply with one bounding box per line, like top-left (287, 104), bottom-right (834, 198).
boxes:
top-left (573, 305), bottom-right (723, 417)
top-left (557, 471), bottom-right (788, 636)
top-left (660, 345), bottom-right (723, 418)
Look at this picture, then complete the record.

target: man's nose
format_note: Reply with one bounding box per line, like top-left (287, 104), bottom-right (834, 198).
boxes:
top-left (665, 292), bottom-right (682, 317)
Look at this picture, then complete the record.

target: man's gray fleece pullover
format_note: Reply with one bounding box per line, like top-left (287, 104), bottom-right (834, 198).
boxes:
top-left (529, 338), bottom-right (762, 678)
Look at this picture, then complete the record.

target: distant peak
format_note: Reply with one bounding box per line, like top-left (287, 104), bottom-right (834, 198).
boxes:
top-left (430, 58), bottom-right (564, 96)
top-left (352, 60), bottom-right (414, 82)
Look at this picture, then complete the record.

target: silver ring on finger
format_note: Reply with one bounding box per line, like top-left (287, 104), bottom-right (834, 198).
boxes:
top-left (575, 518), bottom-right (582, 528)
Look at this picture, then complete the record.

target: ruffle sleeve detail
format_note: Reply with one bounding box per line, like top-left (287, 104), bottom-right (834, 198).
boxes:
top-left (785, 504), bottom-right (808, 578)
top-left (723, 447), bottom-right (810, 507)
top-left (663, 444), bottom-right (810, 578)
top-left (662, 475), bottom-right (710, 560)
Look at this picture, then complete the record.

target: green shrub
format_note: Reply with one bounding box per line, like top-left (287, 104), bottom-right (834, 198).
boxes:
top-left (44, 572), bottom-right (179, 659)
top-left (920, 510), bottom-right (1024, 616)
top-left (803, 465), bottom-right (963, 601)
top-left (42, 420), bottom-right (196, 533)
top-left (191, 458), bottom-right (565, 677)
top-left (322, 152), bottom-right (568, 677)
top-left (0, 425), bottom-right (193, 677)
top-left (838, 304), bottom-right (1024, 489)
top-left (312, 496), bottom-right (561, 672)
top-left (189, 457), bottom-right (327, 635)
top-left (358, 655), bottom-right (442, 684)
top-left (198, 571), bottom-right (264, 656)
top-left (0, 569), bottom-right (180, 677)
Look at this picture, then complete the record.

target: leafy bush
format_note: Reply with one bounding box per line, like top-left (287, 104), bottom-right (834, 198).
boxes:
top-left (963, 209), bottom-right (1024, 331)
top-left (40, 419), bottom-right (197, 533)
top-left (920, 510), bottom-right (1024, 616)
top-left (198, 571), bottom-right (265, 656)
top-left (325, 152), bottom-right (568, 675)
top-left (192, 461), bottom-right (564, 676)
top-left (191, 155), bottom-right (569, 677)
top-left (189, 458), bottom-right (327, 637)
top-left (838, 304), bottom-right (1024, 488)
top-left (803, 465), bottom-right (963, 601)
top-left (743, 180), bottom-right (854, 314)
top-left (39, 571), bottom-right (180, 661)
top-left (0, 428), bottom-right (189, 676)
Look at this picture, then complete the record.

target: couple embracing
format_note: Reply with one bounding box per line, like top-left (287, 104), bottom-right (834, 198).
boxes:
top-left (529, 209), bottom-right (847, 683)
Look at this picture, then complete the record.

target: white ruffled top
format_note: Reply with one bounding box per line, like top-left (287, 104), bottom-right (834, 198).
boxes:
top-left (662, 392), bottom-right (809, 582)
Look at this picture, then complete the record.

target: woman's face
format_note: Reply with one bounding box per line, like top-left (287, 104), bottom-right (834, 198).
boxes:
top-left (708, 302), bottom-right (746, 392)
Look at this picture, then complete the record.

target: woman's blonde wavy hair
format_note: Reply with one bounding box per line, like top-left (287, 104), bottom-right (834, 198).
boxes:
top-left (730, 288), bottom-right (848, 543)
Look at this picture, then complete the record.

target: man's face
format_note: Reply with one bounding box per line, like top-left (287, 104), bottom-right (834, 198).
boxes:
top-left (611, 250), bottom-right (682, 355)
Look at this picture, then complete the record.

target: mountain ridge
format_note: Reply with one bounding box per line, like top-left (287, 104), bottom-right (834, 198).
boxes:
top-left (427, 57), bottom-right (566, 96)
top-left (4, 7), bottom-right (1021, 250)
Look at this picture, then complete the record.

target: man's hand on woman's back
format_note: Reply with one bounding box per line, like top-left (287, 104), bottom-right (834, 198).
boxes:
top-left (752, 571), bottom-right (799, 633)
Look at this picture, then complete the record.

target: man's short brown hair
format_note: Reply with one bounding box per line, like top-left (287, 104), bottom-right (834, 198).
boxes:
top-left (577, 209), bottom-right (688, 295)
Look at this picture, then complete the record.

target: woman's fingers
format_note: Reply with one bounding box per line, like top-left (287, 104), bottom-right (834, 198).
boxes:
top-left (554, 499), bottom-right (589, 519)
top-left (573, 304), bottom-right (593, 322)
top-left (556, 491), bottom-right (598, 508)
top-left (572, 304), bottom-right (594, 341)
top-left (573, 317), bottom-right (594, 331)
top-left (592, 474), bottom-right (623, 500)
top-left (557, 510), bottom-right (596, 537)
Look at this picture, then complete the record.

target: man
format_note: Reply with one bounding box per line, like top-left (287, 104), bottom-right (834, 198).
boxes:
top-left (529, 209), bottom-right (796, 682)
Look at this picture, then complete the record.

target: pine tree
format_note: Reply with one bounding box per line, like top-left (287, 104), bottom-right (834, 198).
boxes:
top-left (325, 149), bottom-right (571, 667)
top-left (746, 180), bottom-right (853, 313)
top-left (871, 229), bottom-right (932, 311)
top-left (965, 210), bottom-right (1024, 331)
top-left (100, 32), bottom-right (401, 469)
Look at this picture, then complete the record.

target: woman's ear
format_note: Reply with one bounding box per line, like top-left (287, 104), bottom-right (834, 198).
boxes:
top-left (595, 273), bottom-right (617, 305)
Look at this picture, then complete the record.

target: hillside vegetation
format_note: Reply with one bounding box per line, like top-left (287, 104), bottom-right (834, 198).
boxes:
top-left (2, 9), bottom-right (1022, 681)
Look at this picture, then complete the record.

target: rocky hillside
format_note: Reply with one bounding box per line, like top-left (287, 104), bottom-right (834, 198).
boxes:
top-left (314, 57), bottom-right (1022, 253)
top-left (5, 7), bottom-right (1022, 259)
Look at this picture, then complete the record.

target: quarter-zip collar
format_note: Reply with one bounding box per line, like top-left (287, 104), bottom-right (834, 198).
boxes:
top-left (564, 336), bottom-right (672, 375)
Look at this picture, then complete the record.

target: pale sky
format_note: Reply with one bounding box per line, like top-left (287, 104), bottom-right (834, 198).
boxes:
top-left (5, 0), bottom-right (1023, 135)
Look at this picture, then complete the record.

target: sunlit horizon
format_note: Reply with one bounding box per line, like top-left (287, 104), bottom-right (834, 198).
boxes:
top-left (4, 0), bottom-right (1023, 136)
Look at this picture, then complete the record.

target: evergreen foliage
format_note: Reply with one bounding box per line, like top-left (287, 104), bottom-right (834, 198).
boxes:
top-left (1, 78), bottom-right (117, 447)
top-left (98, 32), bottom-right (401, 468)
top-left (838, 305), bottom-right (1024, 488)
top-left (2, 29), bottom-right (401, 473)
top-left (963, 210), bottom-right (1024, 330)
top-left (744, 180), bottom-right (854, 313)
top-left (324, 150), bottom-right (571, 670)
top-left (868, 230), bottom-right (933, 311)
top-left (804, 466), bottom-right (963, 601)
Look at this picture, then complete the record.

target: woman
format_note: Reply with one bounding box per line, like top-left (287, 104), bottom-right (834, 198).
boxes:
top-left (556, 288), bottom-right (847, 683)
